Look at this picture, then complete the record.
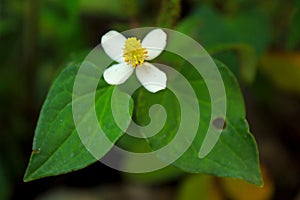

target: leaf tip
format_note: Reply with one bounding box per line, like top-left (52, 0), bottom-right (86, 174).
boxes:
top-left (23, 170), bottom-right (33, 182)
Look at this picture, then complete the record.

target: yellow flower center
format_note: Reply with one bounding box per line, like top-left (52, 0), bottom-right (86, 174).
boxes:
top-left (123, 37), bottom-right (148, 67)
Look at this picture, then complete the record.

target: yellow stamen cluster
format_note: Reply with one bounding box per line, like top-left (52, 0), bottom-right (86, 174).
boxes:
top-left (123, 37), bottom-right (148, 67)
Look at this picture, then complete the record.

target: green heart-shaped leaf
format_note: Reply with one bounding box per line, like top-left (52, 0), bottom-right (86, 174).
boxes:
top-left (135, 60), bottom-right (262, 186)
top-left (24, 63), bottom-right (133, 182)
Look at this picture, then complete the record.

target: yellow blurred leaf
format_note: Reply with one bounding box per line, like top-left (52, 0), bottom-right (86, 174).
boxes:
top-left (177, 175), bottom-right (222, 200)
top-left (260, 52), bottom-right (300, 94)
top-left (220, 167), bottom-right (273, 200)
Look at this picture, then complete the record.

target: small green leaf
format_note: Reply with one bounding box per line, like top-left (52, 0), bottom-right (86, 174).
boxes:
top-left (177, 6), bottom-right (270, 55)
top-left (176, 6), bottom-right (270, 82)
top-left (24, 63), bottom-right (133, 182)
top-left (135, 60), bottom-right (262, 186)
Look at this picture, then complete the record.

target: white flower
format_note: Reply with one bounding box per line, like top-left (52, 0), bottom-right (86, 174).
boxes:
top-left (101, 29), bottom-right (167, 93)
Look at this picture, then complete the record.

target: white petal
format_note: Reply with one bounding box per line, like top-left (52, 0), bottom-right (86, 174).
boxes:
top-left (101, 30), bottom-right (126, 62)
top-left (136, 62), bottom-right (167, 93)
top-left (103, 63), bottom-right (134, 85)
top-left (142, 29), bottom-right (167, 60)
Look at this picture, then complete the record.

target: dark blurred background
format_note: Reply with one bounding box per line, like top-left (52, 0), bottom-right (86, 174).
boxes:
top-left (0, 0), bottom-right (299, 199)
